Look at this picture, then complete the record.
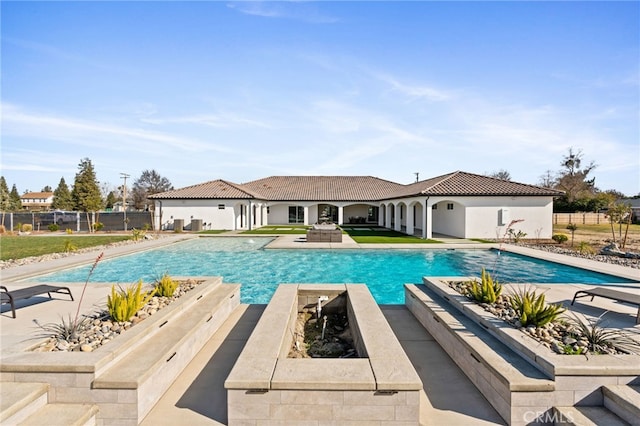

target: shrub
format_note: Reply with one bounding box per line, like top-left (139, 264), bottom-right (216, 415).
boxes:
top-left (107, 280), bottom-right (155, 323)
top-left (93, 222), bottom-right (104, 231)
top-left (143, 223), bottom-right (152, 231)
top-left (467, 268), bottom-right (502, 304)
top-left (21, 223), bottom-right (33, 232)
top-left (131, 228), bottom-right (144, 241)
top-left (576, 241), bottom-right (595, 255)
top-left (509, 286), bottom-right (565, 327)
top-left (64, 239), bottom-right (78, 253)
top-left (0, 225), bottom-right (5, 234)
top-left (48, 223), bottom-right (59, 232)
top-left (66, 228), bottom-right (73, 234)
top-left (154, 273), bottom-right (178, 297)
top-left (552, 233), bottom-right (568, 244)
top-left (507, 228), bottom-right (527, 243)
top-left (564, 312), bottom-right (640, 355)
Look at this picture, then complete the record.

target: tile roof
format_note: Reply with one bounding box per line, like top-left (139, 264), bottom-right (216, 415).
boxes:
top-left (149, 180), bottom-right (256, 199)
top-left (389, 171), bottom-right (564, 198)
top-left (241, 176), bottom-right (404, 201)
top-left (149, 171), bottom-right (563, 201)
top-left (21, 192), bottom-right (53, 199)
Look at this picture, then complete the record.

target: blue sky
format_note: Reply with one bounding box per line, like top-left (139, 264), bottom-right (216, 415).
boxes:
top-left (2, 1), bottom-right (639, 196)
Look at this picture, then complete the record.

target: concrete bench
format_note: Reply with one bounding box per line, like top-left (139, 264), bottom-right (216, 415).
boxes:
top-left (572, 287), bottom-right (640, 324)
top-left (405, 283), bottom-right (554, 425)
top-left (1, 285), bottom-right (74, 318)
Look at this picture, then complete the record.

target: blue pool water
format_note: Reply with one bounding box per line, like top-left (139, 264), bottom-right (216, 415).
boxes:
top-left (35, 237), bottom-right (634, 304)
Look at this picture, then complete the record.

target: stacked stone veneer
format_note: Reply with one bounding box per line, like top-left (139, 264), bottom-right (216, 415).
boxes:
top-left (405, 279), bottom-right (640, 426)
top-left (225, 284), bottom-right (422, 425)
top-left (0, 277), bottom-right (240, 426)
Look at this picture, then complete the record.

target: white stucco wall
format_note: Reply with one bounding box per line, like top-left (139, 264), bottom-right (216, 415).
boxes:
top-left (431, 201), bottom-right (466, 237)
top-left (462, 196), bottom-right (554, 239)
top-left (154, 199), bottom-right (240, 230)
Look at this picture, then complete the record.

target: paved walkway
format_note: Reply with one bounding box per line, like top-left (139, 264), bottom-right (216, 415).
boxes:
top-left (140, 304), bottom-right (506, 426)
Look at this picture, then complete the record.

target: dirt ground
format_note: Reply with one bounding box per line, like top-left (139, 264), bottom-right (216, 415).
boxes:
top-left (551, 224), bottom-right (640, 253)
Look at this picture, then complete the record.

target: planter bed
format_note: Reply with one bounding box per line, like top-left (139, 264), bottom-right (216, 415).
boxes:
top-left (0, 277), bottom-right (240, 425)
top-left (225, 283), bottom-right (421, 425)
top-left (405, 279), bottom-right (640, 425)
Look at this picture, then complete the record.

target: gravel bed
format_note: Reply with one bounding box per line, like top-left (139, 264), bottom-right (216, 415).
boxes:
top-left (518, 243), bottom-right (639, 269)
top-left (31, 279), bottom-right (203, 352)
top-left (448, 280), bottom-right (640, 355)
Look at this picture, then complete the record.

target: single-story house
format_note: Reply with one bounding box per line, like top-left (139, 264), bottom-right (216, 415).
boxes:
top-left (20, 191), bottom-right (54, 211)
top-left (149, 171), bottom-right (563, 239)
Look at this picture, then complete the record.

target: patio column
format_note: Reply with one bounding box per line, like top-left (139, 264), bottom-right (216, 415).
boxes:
top-left (385, 204), bottom-right (392, 229)
top-left (338, 206), bottom-right (344, 225)
top-left (378, 205), bottom-right (385, 227)
top-left (394, 204), bottom-right (402, 232)
top-left (406, 203), bottom-right (414, 236)
top-left (303, 206), bottom-right (309, 225)
top-left (423, 199), bottom-right (433, 239)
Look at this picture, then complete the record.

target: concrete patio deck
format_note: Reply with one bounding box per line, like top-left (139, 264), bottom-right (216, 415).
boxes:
top-left (1, 232), bottom-right (638, 424)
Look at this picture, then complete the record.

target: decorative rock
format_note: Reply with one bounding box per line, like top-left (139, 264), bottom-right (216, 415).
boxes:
top-left (80, 344), bottom-right (93, 352)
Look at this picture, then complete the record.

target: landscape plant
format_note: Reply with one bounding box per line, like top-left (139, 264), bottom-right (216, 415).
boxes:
top-left (552, 233), bottom-right (568, 244)
top-left (566, 223), bottom-right (578, 246)
top-left (63, 239), bottom-right (78, 253)
top-left (577, 241), bottom-right (595, 255)
top-left (467, 268), bottom-right (502, 304)
top-left (48, 223), bottom-right (59, 232)
top-left (21, 223), bottom-right (33, 232)
top-left (107, 280), bottom-right (155, 322)
top-left (154, 272), bottom-right (178, 297)
top-left (509, 286), bottom-right (565, 327)
top-left (34, 253), bottom-right (103, 341)
top-left (564, 312), bottom-right (640, 355)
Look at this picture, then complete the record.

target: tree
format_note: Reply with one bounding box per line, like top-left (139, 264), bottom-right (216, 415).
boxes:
top-left (487, 169), bottom-right (511, 181)
top-left (555, 148), bottom-right (597, 203)
top-left (52, 177), bottom-right (74, 210)
top-left (538, 170), bottom-right (555, 188)
top-left (105, 191), bottom-right (118, 210)
top-left (0, 176), bottom-right (10, 226)
top-left (9, 184), bottom-right (22, 211)
top-left (41, 185), bottom-right (53, 192)
top-left (131, 170), bottom-right (173, 211)
top-left (71, 158), bottom-right (102, 232)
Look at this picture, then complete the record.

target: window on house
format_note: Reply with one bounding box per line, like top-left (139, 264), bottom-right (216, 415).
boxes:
top-left (432, 204), bottom-right (438, 210)
top-left (447, 203), bottom-right (454, 210)
top-left (288, 206), bottom-right (304, 224)
top-left (218, 204), bottom-right (225, 209)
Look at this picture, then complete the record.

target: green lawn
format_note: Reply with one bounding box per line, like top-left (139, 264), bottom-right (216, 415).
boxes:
top-left (0, 235), bottom-right (133, 261)
top-left (196, 230), bottom-right (228, 235)
top-left (241, 225), bottom-right (311, 235)
top-left (342, 227), bottom-right (441, 244)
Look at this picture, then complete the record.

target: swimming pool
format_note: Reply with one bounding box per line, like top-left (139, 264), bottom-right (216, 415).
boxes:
top-left (35, 237), bottom-right (634, 304)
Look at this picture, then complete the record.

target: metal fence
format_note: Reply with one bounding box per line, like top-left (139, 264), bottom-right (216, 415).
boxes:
top-left (1, 211), bottom-right (154, 232)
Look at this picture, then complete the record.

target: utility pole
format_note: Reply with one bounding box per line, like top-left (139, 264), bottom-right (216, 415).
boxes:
top-left (414, 172), bottom-right (419, 183)
top-left (120, 173), bottom-right (130, 232)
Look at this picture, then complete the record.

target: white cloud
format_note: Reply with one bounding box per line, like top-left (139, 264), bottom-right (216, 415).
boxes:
top-left (1, 103), bottom-right (229, 153)
top-left (226, 1), bottom-right (339, 24)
